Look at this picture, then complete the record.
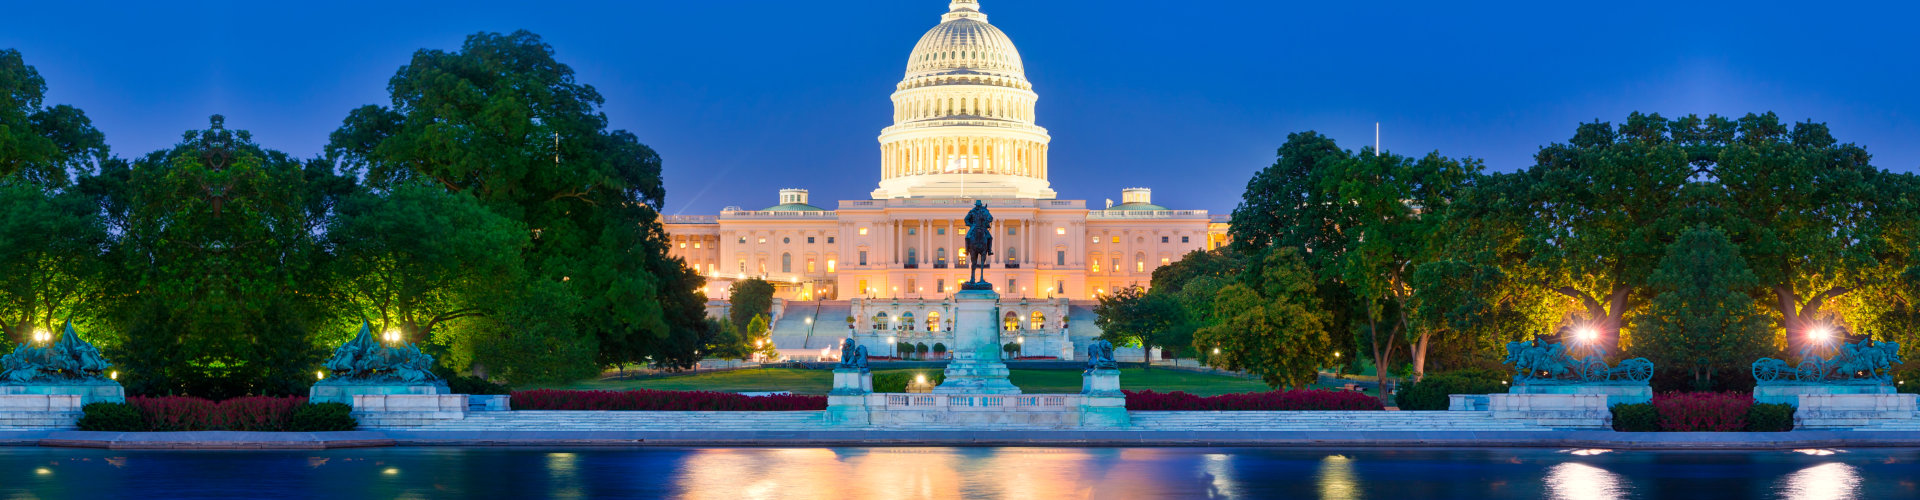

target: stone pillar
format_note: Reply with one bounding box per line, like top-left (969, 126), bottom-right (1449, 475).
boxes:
top-left (933, 289), bottom-right (1020, 394)
top-left (1080, 368), bottom-right (1128, 428)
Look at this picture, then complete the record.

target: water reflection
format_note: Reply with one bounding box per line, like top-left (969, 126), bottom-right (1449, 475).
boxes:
top-left (1316, 454), bottom-right (1359, 500)
top-left (1545, 462), bottom-right (1627, 500)
top-left (1777, 463), bottom-right (1861, 500)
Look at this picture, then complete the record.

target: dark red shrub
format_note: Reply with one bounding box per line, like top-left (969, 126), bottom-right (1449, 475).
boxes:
top-left (511, 389), bottom-right (827, 411)
top-left (127, 396), bottom-right (309, 431)
top-left (1652, 392), bottom-right (1751, 432)
top-left (1125, 389), bottom-right (1384, 411)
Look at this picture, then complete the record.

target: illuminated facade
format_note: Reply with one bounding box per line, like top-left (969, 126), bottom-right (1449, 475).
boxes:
top-left (664, 0), bottom-right (1226, 309)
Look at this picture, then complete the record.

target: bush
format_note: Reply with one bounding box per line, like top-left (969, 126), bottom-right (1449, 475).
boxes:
top-left (1125, 390), bottom-right (1384, 411)
top-left (289, 403), bottom-right (358, 431)
top-left (1394, 370), bottom-right (1508, 411)
top-left (447, 376), bottom-right (511, 395)
top-left (511, 389), bottom-right (827, 411)
top-left (1746, 403), bottom-right (1795, 432)
top-left (77, 402), bottom-right (145, 431)
top-left (1653, 392), bottom-right (1751, 432)
top-left (1611, 403), bottom-right (1659, 432)
top-left (124, 396), bottom-right (311, 431)
top-left (872, 371), bottom-right (945, 393)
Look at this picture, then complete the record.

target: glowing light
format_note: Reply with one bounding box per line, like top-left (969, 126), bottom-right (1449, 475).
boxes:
top-left (1334, 351), bottom-right (1341, 359)
top-left (914, 374), bottom-right (926, 384)
top-left (804, 318), bottom-right (813, 324)
top-left (1566, 449), bottom-right (1611, 456)
top-left (383, 468), bottom-right (400, 475)
top-left (35, 467), bottom-right (51, 475)
top-left (1212, 348), bottom-right (1221, 355)
top-left (109, 371), bottom-right (118, 380)
top-left (1575, 328), bottom-right (1598, 343)
top-left (1808, 327), bottom-right (1831, 342)
top-left (1793, 449), bottom-right (1842, 456)
top-left (383, 330), bottom-right (402, 344)
top-left (31, 329), bottom-right (49, 344)
top-left (316, 370), bottom-right (326, 380)
top-left (1544, 462), bottom-right (1625, 500)
top-left (1778, 462), bottom-right (1861, 500)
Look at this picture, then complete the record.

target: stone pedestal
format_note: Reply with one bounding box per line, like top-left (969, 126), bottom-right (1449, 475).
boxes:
top-left (830, 368), bottom-right (873, 396)
top-left (1754, 384), bottom-right (1895, 406)
top-left (1508, 383), bottom-right (1652, 406)
top-left (1487, 393), bottom-right (1611, 429)
top-left (933, 289), bottom-right (1021, 395)
top-left (0, 394), bottom-right (83, 429)
top-left (310, 382), bottom-right (450, 406)
top-left (0, 382), bottom-right (125, 405)
top-left (1081, 369), bottom-right (1122, 397)
top-left (468, 395), bottom-right (512, 412)
top-left (349, 394), bottom-right (469, 428)
top-left (1795, 393), bottom-right (1918, 429)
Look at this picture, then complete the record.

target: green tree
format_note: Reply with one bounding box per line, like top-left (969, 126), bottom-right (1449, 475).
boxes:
top-left (1093, 285), bottom-right (1180, 368)
top-left (1516, 113), bottom-right (1694, 351)
top-left (327, 30), bottom-right (705, 375)
top-left (1193, 248), bottom-right (1332, 389)
top-left (0, 49), bottom-right (110, 345)
top-left (99, 116), bottom-right (342, 397)
top-left (744, 315), bottom-right (777, 360)
top-left (0, 49), bottom-right (109, 187)
top-left (328, 181), bottom-right (531, 376)
top-left (729, 278), bottom-right (776, 332)
top-left (1632, 226), bottom-right (1772, 390)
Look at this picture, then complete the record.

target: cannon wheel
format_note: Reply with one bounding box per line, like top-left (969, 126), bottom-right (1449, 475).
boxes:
top-left (1621, 358), bottom-right (1654, 382)
top-left (1752, 360), bottom-right (1777, 383)
top-left (1582, 359), bottom-right (1611, 382)
top-left (1797, 360), bottom-right (1823, 382)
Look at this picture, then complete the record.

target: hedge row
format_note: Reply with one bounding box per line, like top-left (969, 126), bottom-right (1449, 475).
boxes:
top-left (76, 397), bottom-right (356, 432)
top-left (1394, 369), bottom-right (1509, 410)
top-left (511, 389), bottom-right (827, 411)
top-left (1610, 392), bottom-right (1794, 432)
top-left (1125, 389), bottom-right (1385, 411)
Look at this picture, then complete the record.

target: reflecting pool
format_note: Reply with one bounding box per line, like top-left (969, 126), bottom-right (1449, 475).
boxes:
top-left (2, 446), bottom-right (1917, 499)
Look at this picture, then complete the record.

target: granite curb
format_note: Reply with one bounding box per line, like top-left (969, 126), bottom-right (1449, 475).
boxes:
top-left (28, 431), bottom-right (394, 450)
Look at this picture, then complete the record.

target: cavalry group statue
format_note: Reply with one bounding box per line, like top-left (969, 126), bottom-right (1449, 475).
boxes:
top-left (318, 323), bottom-right (442, 385)
top-left (962, 200), bottom-right (995, 288)
top-left (1753, 338), bottom-right (1903, 385)
top-left (1503, 338), bottom-right (1653, 384)
top-left (0, 322), bottom-right (114, 384)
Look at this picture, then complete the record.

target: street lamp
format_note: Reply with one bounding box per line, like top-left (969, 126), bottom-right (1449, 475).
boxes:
top-left (383, 329), bottom-right (403, 345)
top-left (887, 336), bottom-right (896, 358)
top-left (1808, 326), bottom-right (1831, 343)
top-left (31, 329), bottom-right (50, 345)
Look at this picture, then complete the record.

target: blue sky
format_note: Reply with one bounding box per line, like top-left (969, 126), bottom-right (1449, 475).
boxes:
top-left (4, 1), bottom-right (1915, 215)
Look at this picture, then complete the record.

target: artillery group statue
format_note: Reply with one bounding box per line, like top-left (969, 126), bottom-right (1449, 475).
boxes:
top-left (0, 322), bottom-right (125, 404)
top-left (1754, 338), bottom-right (1902, 385)
top-left (1503, 338), bottom-right (1654, 384)
top-left (309, 322), bottom-right (448, 405)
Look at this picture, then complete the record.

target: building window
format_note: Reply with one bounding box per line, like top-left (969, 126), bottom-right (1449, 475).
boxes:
top-left (1136, 254), bottom-right (1145, 273)
top-left (1009, 279), bottom-right (1017, 294)
top-left (1111, 237), bottom-right (1120, 243)
top-left (738, 260), bottom-right (746, 272)
top-left (1056, 227), bottom-right (1066, 235)
top-left (1091, 260), bottom-right (1101, 273)
top-left (1056, 250), bottom-right (1065, 266)
top-left (738, 237), bottom-right (747, 244)
top-left (759, 237), bottom-right (767, 244)
top-left (1161, 236), bottom-right (1169, 243)
top-left (859, 280), bottom-right (868, 295)
top-left (1161, 257), bottom-right (1170, 266)
top-left (759, 260), bottom-right (767, 274)
top-left (937, 247), bottom-right (947, 265)
top-left (782, 253), bottom-right (792, 273)
top-left (694, 242), bottom-right (702, 249)
top-left (859, 228), bottom-right (869, 235)
top-left (937, 279), bottom-right (945, 293)
top-left (783, 237), bottom-right (791, 244)
top-left (808, 236), bottom-right (816, 244)
top-left (859, 251), bottom-right (868, 266)
top-left (907, 248), bottom-right (918, 266)
top-left (1007, 227), bottom-right (1017, 236)
top-left (1091, 236), bottom-right (1100, 244)
top-left (937, 228), bottom-right (946, 235)
top-left (1007, 248), bottom-right (1017, 263)
top-left (908, 228), bottom-right (917, 235)
top-left (1055, 280), bottom-right (1065, 297)
top-left (828, 237), bottom-right (835, 244)
top-left (1112, 258), bottom-right (1120, 274)
top-left (827, 259), bottom-right (836, 273)
top-left (678, 242), bottom-right (686, 249)
top-left (808, 259), bottom-right (816, 273)
top-left (1182, 236), bottom-right (1190, 243)
top-left (907, 278), bottom-right (916, 293)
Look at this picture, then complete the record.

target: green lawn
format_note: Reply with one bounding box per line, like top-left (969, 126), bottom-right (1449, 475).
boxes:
top-left (522, 367), bottom-right (1279, 396)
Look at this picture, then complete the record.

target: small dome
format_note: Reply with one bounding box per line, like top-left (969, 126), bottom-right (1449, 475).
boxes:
top-left (762, 203), bottom-right (824, 212)
top-left (1106, 202), bottom-right (1169, 212)
top-left (904, 0), bottom-right (1025, 83)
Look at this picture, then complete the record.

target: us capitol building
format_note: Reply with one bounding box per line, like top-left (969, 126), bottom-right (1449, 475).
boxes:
top-left (664, 0), bottom-right (1227, 359)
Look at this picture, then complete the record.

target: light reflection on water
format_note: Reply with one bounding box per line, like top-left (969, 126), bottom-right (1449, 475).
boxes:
top-left (1, 447), bottom-right (1917, 499)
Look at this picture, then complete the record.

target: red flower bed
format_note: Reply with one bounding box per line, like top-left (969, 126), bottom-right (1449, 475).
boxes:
top-left (1125, 389), bottom-right (1384, 411)
top-left (127, 396), bottom-right (309, 431)
top-left (511, 389), bottom-right (827, 411)
top-left (1652, 392), bottom-right (1751, 432)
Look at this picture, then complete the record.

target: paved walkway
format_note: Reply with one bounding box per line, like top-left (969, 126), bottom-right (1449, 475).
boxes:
top-left (7, 429), bottom-right (1920, 450)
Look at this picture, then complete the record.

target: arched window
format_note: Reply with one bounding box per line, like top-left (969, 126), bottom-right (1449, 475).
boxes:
top-left (898, 312), bottom-right (914, 332)
top-left (1006, 247), bottom-right (1018, 263)
top-left (873, 312), bottom-right (888, 330)
top-left (781, 253), bottom-right (792, 273)
top-left (1003, 312), bottom-right (1019, 331)
top-left (927, 311), bottom-right (941, 332)
top-left (1136, 253), bottom-right (1145, 273)
top-left (1030, 311), bottom-right (1046, 331)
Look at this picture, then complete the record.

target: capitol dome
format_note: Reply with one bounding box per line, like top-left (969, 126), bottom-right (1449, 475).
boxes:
top-left (874, 0), bottom-right (1055, 200)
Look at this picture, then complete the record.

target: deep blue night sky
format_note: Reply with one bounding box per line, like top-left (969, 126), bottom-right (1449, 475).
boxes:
top-left (3, 1), bottom-right (1915, 215)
